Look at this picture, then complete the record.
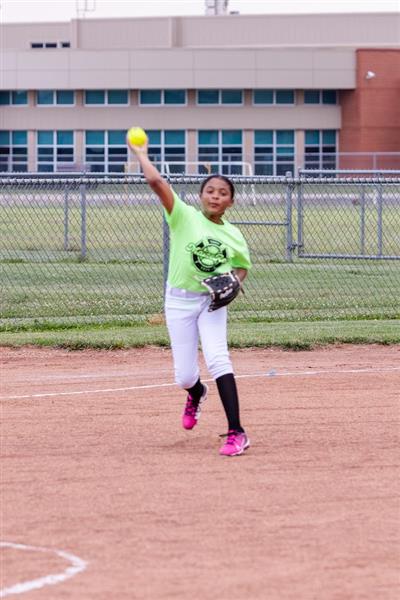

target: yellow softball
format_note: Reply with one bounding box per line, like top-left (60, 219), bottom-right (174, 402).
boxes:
top-left (127, 126), bottom-right (148, 147)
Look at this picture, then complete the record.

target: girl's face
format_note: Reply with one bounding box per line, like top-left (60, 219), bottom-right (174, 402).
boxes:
top-left (200, 178), bottom-right (234, 223)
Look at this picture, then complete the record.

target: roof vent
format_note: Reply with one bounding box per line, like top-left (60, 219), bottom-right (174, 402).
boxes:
top-left (205, 0), bottom-right (229, 15)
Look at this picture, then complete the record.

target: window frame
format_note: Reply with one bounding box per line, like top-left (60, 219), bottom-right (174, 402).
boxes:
top-left (36, 130), bottom-right (75, 172)
top-left (252, 90), bottom-right (295, 106)
top-left (106, 90), bottom-right (130, 106)
top-left (85, 130), bottom-right (129, 173)
top-left (0, 91), bottom-right (28, 106)
top-left (197, 129), bottom-right (244, 175)
top-left (304, 90), bottom-right (337, 105)
top-left (84, 90), bottom-right (130, 106)
top-left (253, 130), bottom-right (296, 176)
top-left (0, 130), bottom-right (28, 173)
top-left (37, 90), bottom-right (75, 107)
top-left (144, 130), bottom-right (187, 174)
top-left (196, 89), bottom-right (244, 106)
top-left (139, 89), bottom-right (187, 106)
top-left (304, 129), bottom-right (337, 171)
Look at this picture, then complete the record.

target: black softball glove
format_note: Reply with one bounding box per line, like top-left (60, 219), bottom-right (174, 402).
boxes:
top-left (201, 271), bottom-right (242, 312)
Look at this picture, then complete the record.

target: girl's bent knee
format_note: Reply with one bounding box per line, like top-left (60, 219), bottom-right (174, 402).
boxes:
top-left (207, 359), bottom-right (233, 381)
top-left (175, 374), bottom-right (199, 390)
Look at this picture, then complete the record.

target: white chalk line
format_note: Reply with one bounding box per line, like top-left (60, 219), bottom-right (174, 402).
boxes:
top-left (1, 366), bottom-right (399, 401)
top-left (9, 367), bottom-right (173, 384)
top-left (0, 542), bottom-right (87, 597)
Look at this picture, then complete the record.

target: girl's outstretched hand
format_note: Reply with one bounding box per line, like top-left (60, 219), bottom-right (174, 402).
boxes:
top-left (127, 137), bottom-right (148, 156)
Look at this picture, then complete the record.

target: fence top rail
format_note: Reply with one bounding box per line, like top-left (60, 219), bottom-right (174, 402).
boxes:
top-left (1, 174), bottom-right (400, 186)
top-left (299, 169), bottom-right (400, 175)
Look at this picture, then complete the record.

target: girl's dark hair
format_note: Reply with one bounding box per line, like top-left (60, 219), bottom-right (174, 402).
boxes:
top-left (200, 174), bottom-right (235, 200)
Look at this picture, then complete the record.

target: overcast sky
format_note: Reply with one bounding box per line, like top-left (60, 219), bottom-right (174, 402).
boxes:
top-left (1, 0), bottom-right (399, 22)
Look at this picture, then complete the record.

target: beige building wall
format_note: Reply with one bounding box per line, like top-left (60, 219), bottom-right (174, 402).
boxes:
top-left (3, 11), bottom-right (399, 91)
top-left (1, 48), bottom-right (356, 90)
top-left (2, 103), bottom-right (341, 131)
top-left (2, 12), bottom-right (399, 50)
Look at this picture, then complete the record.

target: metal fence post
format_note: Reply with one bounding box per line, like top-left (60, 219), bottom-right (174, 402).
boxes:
top-left (63, 190), bottom-right (70, 251)
top-left (377, 182), bottom-right (383, 257)
top-left (296, 182), bottom-right (303, 257)
top-left (360, 185), bottom-right (366, 255)
top-left (285, 177), bottom-right (294, 262)
top-left (80, 183), bottom-right (87, 261)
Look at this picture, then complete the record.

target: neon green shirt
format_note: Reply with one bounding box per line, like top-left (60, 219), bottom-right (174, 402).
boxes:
top-left (164, 191), bottom-right (251, 293)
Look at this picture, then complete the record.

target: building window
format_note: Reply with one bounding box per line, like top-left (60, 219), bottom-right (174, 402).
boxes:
top-left (253, 90), bottom-right (295, 105)
top-left (85, 90), bottom-right (105, 105)
top-left (139, 90), bottom-right (186, 105)
top-left (107, 130), bottom-right (128, 171)
top-left (57, 90), bottom-right (74, 105)
top-left (322, 90), bottom-right (337, 104)
top-left (304, 90), bottom-right (320, 104)
top-left (253, 90), bottom-right (274, 104)
top-left (37, 90), bottom-right (54, 105)
top-left (197, 90), bottom-right (243, 105)
top-left (304, 90), bottom-right (337, 105)
top-left (145, 130), bottom-right (186, 173)
top-left (276, 90), bottom-right (294, 104)
top-left (0, 130), bottom-right (28, 172)
top-left (85, 130), bottom-right (105, 171)
top-left (305, 130), bottom-right (337, 171)
top-left (13, 91), bottom-right (28, 105)
top-left (198, 90), bottom-right (219, 105)
top-left (140, 90), bottom-right (162, 105)
top-left (37, 130), bottom-right (74, 172)
top-left (107, 90), bottom-right (129, 104)
top-left (221, 90), bottom-right (243, 104)
top-left (37, 90), bottom-right (74, 105)
top-left (198, 130), bottom-right (243, 174)
top-left (0, 91), bottom-right (28, 105)
top-left (164, 90), bottom-right (186, 105)
top-left (85, 130), bottom-right (128, 173)
top-left (31, 41), bottom-right (71, 48)
top-left (84, 90), bottom-right (129, 105)
top-left (254, 130), bottom-right (295, 176)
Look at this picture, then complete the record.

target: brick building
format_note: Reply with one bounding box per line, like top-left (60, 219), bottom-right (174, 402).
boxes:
top-left (1, 11), bottom-right (399, 174)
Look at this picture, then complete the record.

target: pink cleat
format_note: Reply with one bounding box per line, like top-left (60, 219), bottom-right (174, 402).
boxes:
top-left (182, 383), bottom-right (208, 430)
top-left (219, 430), bottom-right (250, 456)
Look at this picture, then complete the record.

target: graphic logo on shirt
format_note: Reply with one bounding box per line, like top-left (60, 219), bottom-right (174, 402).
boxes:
top-left (186, 237), bottom-right (228, 272)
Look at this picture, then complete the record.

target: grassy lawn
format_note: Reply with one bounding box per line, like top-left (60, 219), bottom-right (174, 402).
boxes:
top-left (1, 260), bottom-right (399, 322)
top-left (1, 319), bottom-right (399, 350)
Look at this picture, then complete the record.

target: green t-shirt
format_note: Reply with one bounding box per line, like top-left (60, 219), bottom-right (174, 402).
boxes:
top-left (164, 191), bottom-right (251, 293)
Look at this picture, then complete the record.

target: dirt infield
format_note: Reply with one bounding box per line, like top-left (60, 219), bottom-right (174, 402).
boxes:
top-left (1, 344), bottom-right (399, 599)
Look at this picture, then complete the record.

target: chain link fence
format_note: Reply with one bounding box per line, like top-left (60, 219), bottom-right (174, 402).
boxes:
top-left (1, 174), bottom-right (399, 327)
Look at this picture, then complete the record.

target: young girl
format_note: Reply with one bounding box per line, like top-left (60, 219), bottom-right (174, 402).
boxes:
top-left (128, 138), bottom-right (251, 456)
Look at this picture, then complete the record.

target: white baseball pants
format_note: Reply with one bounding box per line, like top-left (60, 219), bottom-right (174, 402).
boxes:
top-left (165, 285), bottom-right (233, 389)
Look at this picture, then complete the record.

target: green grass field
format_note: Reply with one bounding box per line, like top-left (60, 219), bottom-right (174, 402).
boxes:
top-left (1, 319), bottom-right (399, 350)
top-left (2, 260), bottom-right (399, 322)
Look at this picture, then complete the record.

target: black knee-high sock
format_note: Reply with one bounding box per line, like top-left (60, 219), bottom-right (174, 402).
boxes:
top-left (185, 378), bottom-right (204, 402)
top-left (216, 373), bottom-right (244, 432)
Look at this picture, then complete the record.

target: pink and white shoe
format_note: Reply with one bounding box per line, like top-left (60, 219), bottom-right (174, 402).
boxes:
top-left (182, 383), bottom-right (208, 430)
top-left (219, 430), bottom-right (250, 456)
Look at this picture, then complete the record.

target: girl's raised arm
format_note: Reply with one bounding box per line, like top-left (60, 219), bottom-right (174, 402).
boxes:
top-left (127, 137), bottom-right (174, 214)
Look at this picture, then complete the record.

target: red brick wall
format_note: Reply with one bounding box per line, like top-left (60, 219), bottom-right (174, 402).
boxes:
top-left (339, 49), bottom-right (400, 169)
